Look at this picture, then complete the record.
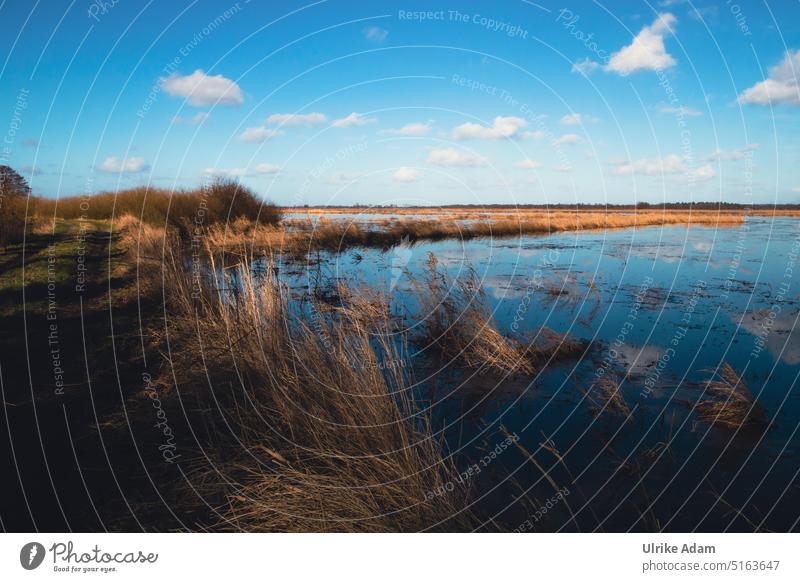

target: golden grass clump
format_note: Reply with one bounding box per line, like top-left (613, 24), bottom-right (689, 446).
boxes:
top-left (154, 245), bottom-right (471, 531)
top-left (411, 253), bottom-right (535, 375)
top-left (587, 376), bottom-right (631, 418)
top-left (695, 363), bottom-right (767, 429)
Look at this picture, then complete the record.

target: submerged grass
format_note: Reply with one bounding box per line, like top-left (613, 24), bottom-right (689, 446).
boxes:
top-left (695, 363), bottom-right (767, 429)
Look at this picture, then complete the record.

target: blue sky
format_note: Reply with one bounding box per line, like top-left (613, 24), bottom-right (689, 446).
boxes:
top-left (1, 0), bottom-right (799, 205)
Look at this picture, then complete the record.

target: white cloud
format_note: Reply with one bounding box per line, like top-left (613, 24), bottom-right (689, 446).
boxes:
top-left (331, 112), bottom-right (376, 128)
top-left (427, 148), bottom-right (488, 167)
top-left (97, 156), bottom-right (148, 173)
top-left (238, 127), bottom-right (285, 143)
top-left (326, 172), bottom-right (363, 185)
top-left (453, 116), bottom-right (527, 140)
top-left (381, 122), bottom-right (432, 136)
top-left (738, 50), bottom-right (800, 106)
top-left (606, 13), bottom-right (677, 75)
top-left (658, 105), bottom-right (702, 117)
top-left (362, 26), bottom-right (388, 43)
top-left (266, 112), bottom-right (327, 126)
top-left (514, 159), bottom-right (543, 169)
top-left (793, 187), bottom-right (800, 193)
top-left (560, 113), bottom-right (583, 125)
top-left (203, 163), bottom-right (281, 178)
top-left (160, 69), bottom-right (243, 106)
top-left (612, 154), bottom-right (716, 181)
top-left (553, 134), bottom-right (582, 146)
top-left (172, 112), bottom-right (210, 125)
top-left (554, 164), bottom-right (573, 173)
top-left (693, 163), bottom-right (716, 181)
top-left (522, 130), bottom-right (546, 140)
top-left (203, 167), bottom-right (250, 178)
top-left (393, 167), bottom-right (419, 182)
top-left (572, 58), bottom-right (600, 76)
top-left (255, 163), bottom-right (281, 174)
top-left (705, 144), bottom-right (758, 161)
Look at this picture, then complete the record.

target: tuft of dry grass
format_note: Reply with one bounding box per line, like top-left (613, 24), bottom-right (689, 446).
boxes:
top-left (586, 376), bottom-right (631, 418)
top-left (411, 253), bottom-right (535, 375)
top-left (151, 245), bottom-right (473, 531)
top-left (695, 363), bottom-right (767, 429)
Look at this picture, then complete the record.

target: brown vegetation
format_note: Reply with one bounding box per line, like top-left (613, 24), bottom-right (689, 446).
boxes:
top-left (143, 242), bottom-right (472, 531)
top-left (695, 363), bottom-right (767, 429)
top-left (35, 179), bottom-right (281, 233)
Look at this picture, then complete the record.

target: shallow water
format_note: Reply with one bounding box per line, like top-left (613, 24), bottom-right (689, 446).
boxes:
top-left (270, 217), bottom-right (800, 531)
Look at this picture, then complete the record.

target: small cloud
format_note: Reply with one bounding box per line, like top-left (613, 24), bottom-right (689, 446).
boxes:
top-left (560, 113), bottom-right (598, 126)
top-left (172, 111), bottom-right (210, 125)
top-left (553, 134), bottom-right (582, 146)
top-left (326, 172), bottom-right (363, 185)
top-left (572, 58), bottom-right (600, 76)
top-left (266, 112), bottom-right (327, 126)
top-left (554, 164), bottom-right (573, 173)
top-left (522, 130), bottom-right (546, 140)
top-left (514, 159), bottom-right (543, 169)
top-left (611, 154), bottom-right (716, 181)
top-left (255, 163), bottom-right (281, 174)
top-left (203, 167), bottom-right (250, 178)
top-left (160, 69), bottom-right (243, 106)
top-left (606, 13), bottom-right (677, 75)
top-left (738, 50), bottom-right (800, 106)
top-left (427, 147), bottom-right (488, 167)
top-left (97, 156), bottom-right (148, 173)
top-left (453, 116), bottom-right (527, 140)
top-left (792, 187), bottom-right (800, 193)
top-left (22, 138), bottom-right (38, 147)
top-left (393, 167), bottom-right (419, 182)
top-left (238, 127), bottom-right (285, 143)
top-left (331, 112), bottom-right (376, 128)
top-left (362, 26), bottom-right (388, 43)
top-left (658, 105), bottom-right (702, 117)
top-left (381, 122), bottom-right (432, 136)
top-left (705, 144), bottom-right (758, 161)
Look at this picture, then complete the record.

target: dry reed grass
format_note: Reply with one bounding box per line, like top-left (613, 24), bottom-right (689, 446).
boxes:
top-left (695, 363), bottom-right (767, 429)
top-left (587, 376), bottom-right (631, 418)
top-left (151, 244), bottom-right (473, 531)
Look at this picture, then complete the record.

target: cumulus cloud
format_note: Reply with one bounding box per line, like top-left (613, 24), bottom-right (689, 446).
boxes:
top-left (514, 159), bottom-right (543, 169)
top-left (606, 13), bottom-right (677, 75)
top-left (611, 154), bottom-right (716, 181)
top-left (553, 134), bottom-right (582, 146)
top-left (238, 127), bottom-right (285, 143)
top-left (738, 50), bottom-right (800, 106)
top-left (427, 147), bottom-right (488, 167)
top-left (172, 112), bottom-right (209, 125)
top-left (453, 116), bottom-right (527, 140)
top-left (362, 26), bottom-right (388, 43)
top-left (381, 122), bottom-right (432, 136)
top-left (97, 156), bottom-right (148, 173)
top-left (331, 112), bottom-right (376, 128)
top-left (266, 112), bottom-right (327, 126)
top-left (659, 105), bottom-right (702, 117)
top-left (705, 144), bottom-right (758, 161)
top-left (160, 69), bottom-right (243, 106)
top-left (572, 58), bottom-right (600, 76)
top-left (393, 167), bottom-right (419, 182)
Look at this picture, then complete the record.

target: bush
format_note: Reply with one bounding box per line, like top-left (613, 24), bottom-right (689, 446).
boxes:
top-left (0, 165), bottom-right (31, 246)
top-left (33, 179), bottom-right (282, 233)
